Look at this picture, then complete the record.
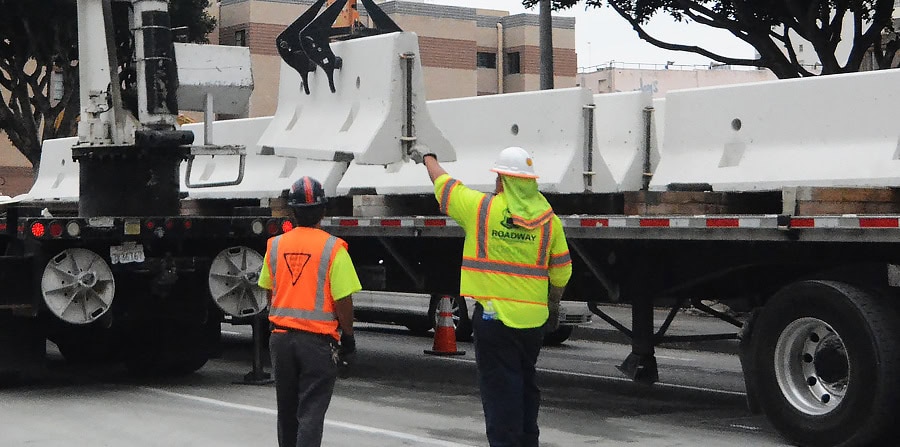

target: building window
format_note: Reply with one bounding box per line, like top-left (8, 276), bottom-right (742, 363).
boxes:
top-left (505, 51), bottom-right (521, 75)
top-left (477, 52), bottom-right (497, 69)
top-left (235, 29), bottom-right (247, 47)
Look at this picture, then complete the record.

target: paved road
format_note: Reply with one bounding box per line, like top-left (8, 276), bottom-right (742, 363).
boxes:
top-left (0, 323), bottom-right (787, 447)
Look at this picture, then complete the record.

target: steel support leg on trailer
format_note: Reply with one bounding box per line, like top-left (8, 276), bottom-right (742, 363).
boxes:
top-left (618, 296), bottom-right (658, 384)
top-left (235, 314), bottom-right (274, 385)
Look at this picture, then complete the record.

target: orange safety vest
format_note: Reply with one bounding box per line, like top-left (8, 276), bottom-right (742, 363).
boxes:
top-left (266, 227), bottom-right (346, 340)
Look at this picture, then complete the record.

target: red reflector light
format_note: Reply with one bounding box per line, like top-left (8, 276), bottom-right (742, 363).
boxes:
top-left (49, 221), bottom-right (64, 238)
top-left (282, 220), bottom-right (294, 232)
top-left (31, 222), bottom-right (46, 238)
top-left (266, 219), bottom-right (280, 235)
top-left (145, 220), bottom-right (156, 230)
top-left (183, 219), bottom-right (193, 230)
top-left (381, 219), bottom-right (401, 227)
top-left (165, 219), bottom-right (175, 230)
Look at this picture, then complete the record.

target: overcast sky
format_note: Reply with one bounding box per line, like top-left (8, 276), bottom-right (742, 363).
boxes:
top-left (419, 0), bottom-right (757, 69)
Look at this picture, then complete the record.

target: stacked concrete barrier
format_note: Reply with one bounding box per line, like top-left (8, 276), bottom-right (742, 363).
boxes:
top-left (649, 69), bottom-right (900, 192)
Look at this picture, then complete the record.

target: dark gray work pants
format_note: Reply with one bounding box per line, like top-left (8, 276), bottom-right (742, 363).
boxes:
top-left (269, 330), bottom-right (339, 447)
top-left (472, 303), bottom-right (546, 447)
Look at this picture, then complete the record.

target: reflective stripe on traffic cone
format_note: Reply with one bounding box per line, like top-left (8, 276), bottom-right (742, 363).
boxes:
top-left (424, 295), bottom-right (465, 356)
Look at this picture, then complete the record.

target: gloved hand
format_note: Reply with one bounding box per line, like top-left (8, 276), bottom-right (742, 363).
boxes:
top-left (545, 303), bottom-right (560, 334)
top-left (338, 333), bottom-right (356, 379)
top-left (408, 146), bottom-right (434, 164)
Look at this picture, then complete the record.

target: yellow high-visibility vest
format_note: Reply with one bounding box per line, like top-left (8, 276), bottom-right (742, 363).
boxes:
top-left (434, 174), bottom-right (572, 328)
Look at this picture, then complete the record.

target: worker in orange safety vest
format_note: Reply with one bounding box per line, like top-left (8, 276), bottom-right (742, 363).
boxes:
top-left (410, 146), bottom-right (573, 447)
top-left (258, 176), bottom-right (362, 447)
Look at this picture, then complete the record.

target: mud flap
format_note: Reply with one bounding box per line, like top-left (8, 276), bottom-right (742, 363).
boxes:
top-left (0, 315), bottom-right (46, 386)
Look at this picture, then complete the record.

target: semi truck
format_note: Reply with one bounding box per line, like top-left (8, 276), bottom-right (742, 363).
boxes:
top-left (3, 1), bottom-right (900, 446)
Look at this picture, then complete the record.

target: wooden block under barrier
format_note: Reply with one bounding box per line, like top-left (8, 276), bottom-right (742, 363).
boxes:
top-left (792, 187), bottom-right (900, 215)
top-left (796, 187), bottom-right (900, 203)
top-left (623, 190), bottom-right (782, 215)
top-left (797, 201), bottom-right (900, 215)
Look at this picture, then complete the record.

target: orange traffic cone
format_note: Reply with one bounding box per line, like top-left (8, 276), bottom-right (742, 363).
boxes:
top-left (424, 295), bottom-right (466, 356)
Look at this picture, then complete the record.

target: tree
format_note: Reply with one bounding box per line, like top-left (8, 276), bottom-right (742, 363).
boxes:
top-left (524, 0), bottom-right (900, 79)
top-left (0, 0), bottom-right (217, 172)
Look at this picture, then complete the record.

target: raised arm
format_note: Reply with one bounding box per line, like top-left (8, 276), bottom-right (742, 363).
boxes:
top-left (423, 154), bottom-right (447, 184)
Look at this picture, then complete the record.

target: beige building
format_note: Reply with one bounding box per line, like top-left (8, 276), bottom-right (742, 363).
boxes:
top-left (577, 62), bottom-right (778, 98)
top-left (217, 0), bottom-right (578, 117)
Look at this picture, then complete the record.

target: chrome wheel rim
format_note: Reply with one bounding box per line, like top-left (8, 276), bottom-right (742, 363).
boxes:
top-left (774, 317), bottom-right (849, 416)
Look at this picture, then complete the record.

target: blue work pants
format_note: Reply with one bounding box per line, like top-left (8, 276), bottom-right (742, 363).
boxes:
top-left (472, 303), bottom-right (546, 447)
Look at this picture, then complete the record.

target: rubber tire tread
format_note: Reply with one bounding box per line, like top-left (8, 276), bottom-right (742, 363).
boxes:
top-left (749, 280), bottom-right (900, 447)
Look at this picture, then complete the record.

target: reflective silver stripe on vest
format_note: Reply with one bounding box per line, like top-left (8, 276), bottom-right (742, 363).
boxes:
top-left (269, 235), bottom-right (339, 322)
top-left (440, 179), bottom-right (460, 214)
top-left (550, 251), bottom-right (572, 267)
top-left (536, 221), bottom-right (551, 266)
top-left (476, 195), bottom-right (493, 259)
top-left (462, 258), bottom-right (549, 278)
top-left (269, 235), bottom-right (282, 291)
top-left (313, 236), bottom-right (339, 318)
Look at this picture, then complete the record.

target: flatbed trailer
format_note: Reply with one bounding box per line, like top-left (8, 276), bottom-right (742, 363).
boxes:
top-left (317, 208), bottom-right (900, 447)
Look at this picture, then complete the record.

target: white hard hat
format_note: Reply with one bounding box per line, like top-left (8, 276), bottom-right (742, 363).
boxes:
top-left (490, 146), bottom-right (538, 179)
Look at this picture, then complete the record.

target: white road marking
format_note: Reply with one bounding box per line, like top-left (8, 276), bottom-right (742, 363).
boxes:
top-left (655, 355), bottom-right (695, 362)
top-left (141, 387), bottom-right (474, 447)
top-left (441, 357), bottom-right (746, 397)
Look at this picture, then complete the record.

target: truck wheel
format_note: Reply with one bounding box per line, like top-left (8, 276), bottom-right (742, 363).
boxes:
top-left (429, 295), bottom-right (472, 342)
top-left (749, 280), bottom-right (900, 447)
top-left (543, 325), bottom-right (573, 346)
top-left (124, 321), bottom-right (210, 376)
top-left (52, 326), bottom-right (117, 364)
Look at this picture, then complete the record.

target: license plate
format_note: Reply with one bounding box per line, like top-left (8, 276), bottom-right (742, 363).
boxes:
top-left (110, 242), bottom-right (145, 264)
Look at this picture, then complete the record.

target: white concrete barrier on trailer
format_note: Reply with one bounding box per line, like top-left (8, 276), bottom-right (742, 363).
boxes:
top-left (27, 137), bottom-right (79, 201)
top-left (592, 91), bottom-right (658, 191)
top-left (337, 87), bottom-right (605, 195)
top-left (257, 32), bottom-right (454, 166)
top-left (649, 69), bottom-right (900, 192)
top-left (180, 116), bottom-right (345, 199)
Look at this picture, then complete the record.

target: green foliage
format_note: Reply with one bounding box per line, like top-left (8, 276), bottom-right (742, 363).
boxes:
top-left (0, 0), bottom-right (217, 170)
top-left (523, 0), bottom-right (899, 78)
top-left (169, 0), bottom-right (218, 44)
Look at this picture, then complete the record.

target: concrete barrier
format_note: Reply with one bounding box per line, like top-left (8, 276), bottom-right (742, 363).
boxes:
top-left (592, 91), bottom-right (657, 191)
top-left (257, 32), bottom-right (454, 167)
top-left (649, 69), bottom-right (900, 192)
top-left (27, 137), bottom-right (79, 201)
top-left (180, 117), bottom-right (345, 199)
top-left (337, 87), bottom-right (604, 195)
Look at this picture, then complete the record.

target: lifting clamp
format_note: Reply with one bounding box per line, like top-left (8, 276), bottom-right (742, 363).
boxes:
top-left (275, 0), bottom-right (402, 94)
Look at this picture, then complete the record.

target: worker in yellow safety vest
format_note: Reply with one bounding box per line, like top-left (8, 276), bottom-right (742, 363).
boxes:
top-left (410, 146), bottom-right (573, 447)
top-left (258, 176), bottom-right (362, 447)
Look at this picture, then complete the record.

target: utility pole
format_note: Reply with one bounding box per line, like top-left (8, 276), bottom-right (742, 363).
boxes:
top-left (539, 0), bottom-right (553, 90)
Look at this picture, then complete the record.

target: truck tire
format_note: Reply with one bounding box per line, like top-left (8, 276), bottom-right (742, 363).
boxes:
top-left (748, 280), bottom-right (900, 447)
top-left (542, 325), bottom-right (573, 346)
top-left (52, 326), bottom-right (118, 364)
top-left (124, 321), bottom-right (210, 377)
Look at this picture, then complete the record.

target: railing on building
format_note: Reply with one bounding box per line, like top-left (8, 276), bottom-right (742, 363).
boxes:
top-left (578, 61), bottom-right (764, 73)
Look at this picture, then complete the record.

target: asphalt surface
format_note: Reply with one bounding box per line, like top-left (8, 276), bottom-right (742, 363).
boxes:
top-left (571, 304), bottom-right (744, 355)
